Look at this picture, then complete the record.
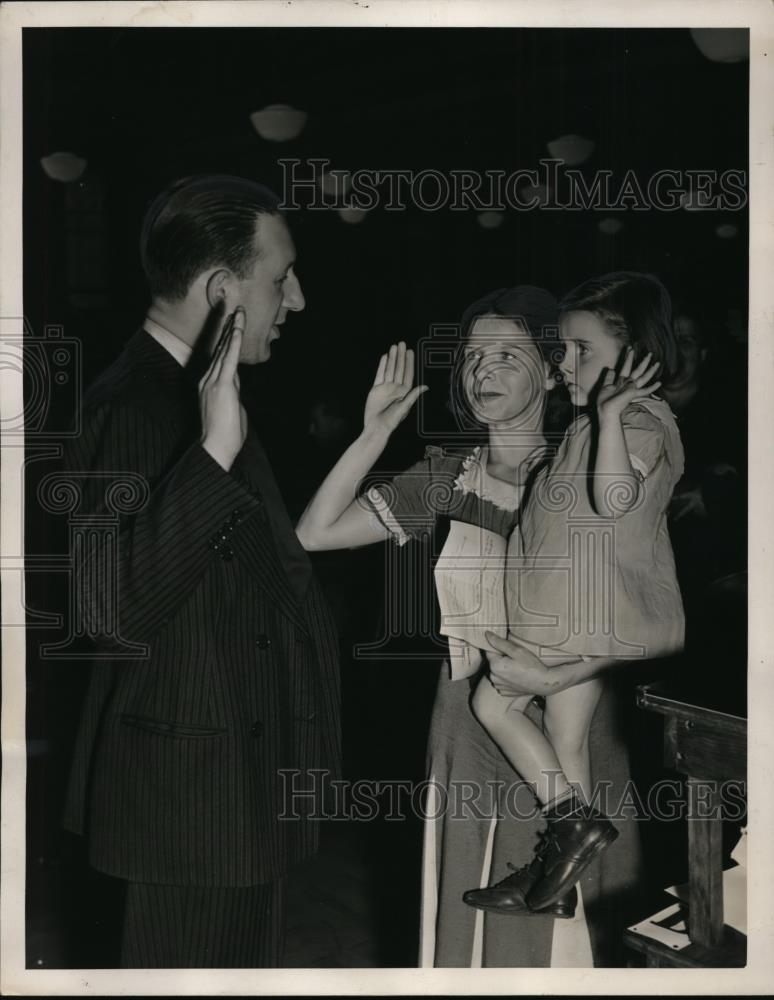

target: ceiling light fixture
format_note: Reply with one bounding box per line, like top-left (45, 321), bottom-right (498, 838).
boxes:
top-left (477, 211), bottom-right (505, 230)
top-left (690, 28), bottom-right (748, 64)
top-left (40, 152), bottom-right (87, 183)
top-left (249, 104), bottom-right (308, 142)
top-left (546, 134), bottom-right (595, 166)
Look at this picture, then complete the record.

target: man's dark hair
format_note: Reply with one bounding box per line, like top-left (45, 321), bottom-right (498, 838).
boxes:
top-left (139, 175), bottom-right (282, 301)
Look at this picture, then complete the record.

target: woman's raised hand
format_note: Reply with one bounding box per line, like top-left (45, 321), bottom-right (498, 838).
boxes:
top-left (363, 342), bottom-right (428, 437)
top-left (595, 347), bottom-right (661, 422)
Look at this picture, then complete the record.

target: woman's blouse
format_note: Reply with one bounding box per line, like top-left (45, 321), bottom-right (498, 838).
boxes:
top-left (365, 444), bottom-right (537, 676)
top-left (366, 444), bottom-right (524, 542)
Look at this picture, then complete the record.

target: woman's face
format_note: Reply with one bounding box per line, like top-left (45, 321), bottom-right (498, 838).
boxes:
top-left (461, 316), bottom-right (550, 427)
top-left (558, 309), bottom-right (624, 406)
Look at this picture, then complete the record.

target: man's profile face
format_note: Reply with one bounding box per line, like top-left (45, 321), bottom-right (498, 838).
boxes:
top-left (233, 213), bottom-right (305, 364)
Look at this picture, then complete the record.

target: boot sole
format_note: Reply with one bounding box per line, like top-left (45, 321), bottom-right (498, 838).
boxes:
top-left (463, 899), bottom-right (577, 918)
top-left (526, 826), bottom-right (619, 911)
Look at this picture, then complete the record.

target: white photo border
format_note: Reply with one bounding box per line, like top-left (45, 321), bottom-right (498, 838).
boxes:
top-left (2, 0), bottom-right (772, 994)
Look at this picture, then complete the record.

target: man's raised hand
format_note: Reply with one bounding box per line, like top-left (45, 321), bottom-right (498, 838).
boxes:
top-left (199, 306), bottom-right (248, 471)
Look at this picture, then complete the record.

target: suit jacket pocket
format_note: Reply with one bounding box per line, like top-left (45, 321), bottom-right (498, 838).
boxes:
top-left (120, 713), bottom-right (226, 739)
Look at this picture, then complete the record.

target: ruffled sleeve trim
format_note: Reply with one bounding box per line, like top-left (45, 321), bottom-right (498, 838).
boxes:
top-left (452, 446), bottom-right (529, 513)
top-left (365, 486), bottom-right (411, 546)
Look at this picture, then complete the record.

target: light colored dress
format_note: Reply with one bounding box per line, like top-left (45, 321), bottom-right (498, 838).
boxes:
top-left (367, 445), bottom-right (644, 967)
top-left (510, 397), bottom-right (685, 661)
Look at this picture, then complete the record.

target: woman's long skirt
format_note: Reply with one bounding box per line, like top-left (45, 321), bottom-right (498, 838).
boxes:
top-left (419, 665), bottom-right (645, 968)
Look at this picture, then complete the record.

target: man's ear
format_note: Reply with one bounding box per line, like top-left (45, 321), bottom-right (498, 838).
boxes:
top-left (205, 268), bottom-right (233, 310)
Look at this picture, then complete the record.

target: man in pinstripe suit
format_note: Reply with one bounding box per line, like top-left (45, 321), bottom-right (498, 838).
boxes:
top-left (62, 176), bottom-right (342, 967)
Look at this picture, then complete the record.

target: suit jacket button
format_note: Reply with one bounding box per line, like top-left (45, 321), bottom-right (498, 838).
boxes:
top-left (250, 721), bottom-right (263, 738)
top-left (255, 634), bottom-right (271, 650)
top-left (221, 547), bottom-right (234, 561)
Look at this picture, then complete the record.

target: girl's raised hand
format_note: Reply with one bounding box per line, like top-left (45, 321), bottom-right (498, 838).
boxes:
top-left (363, 341), bottom-right (428, 437)
top-left (594, 347), bottom-right (661, 422)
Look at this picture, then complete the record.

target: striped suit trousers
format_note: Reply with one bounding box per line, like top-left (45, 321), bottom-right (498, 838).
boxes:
top-left (120, 878), bottom-right (286, 968)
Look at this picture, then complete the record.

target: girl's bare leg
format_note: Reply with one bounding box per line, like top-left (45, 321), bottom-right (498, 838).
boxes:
top-left (542, 676), bottom-right (605, 804)
top-left (471, 675), bottom-right (573, 806)
top-left (466, 675), bottom-right (613, 915)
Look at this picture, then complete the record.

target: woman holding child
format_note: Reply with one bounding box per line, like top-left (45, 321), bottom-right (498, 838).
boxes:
top-left (296, 275), bottom-right (684, 967)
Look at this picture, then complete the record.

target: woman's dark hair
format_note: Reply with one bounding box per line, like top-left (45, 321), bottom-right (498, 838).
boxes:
top-left (460, 285), bottom-right (560, 363)
top-left (559, 271), bottom-right (680, 382)
top-left (139, 174), bottom-right (282, 301)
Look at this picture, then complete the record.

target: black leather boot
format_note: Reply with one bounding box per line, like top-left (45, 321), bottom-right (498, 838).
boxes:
top-left (462, 830), bottom-right (577, 918)
top-left (525, 794), bottom-right (618, 912)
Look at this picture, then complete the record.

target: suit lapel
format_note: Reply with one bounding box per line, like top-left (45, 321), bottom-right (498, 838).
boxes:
top-left (232, 431), bottom-right (313, 636)
top-left (236, 523), bottom-right (311, 635)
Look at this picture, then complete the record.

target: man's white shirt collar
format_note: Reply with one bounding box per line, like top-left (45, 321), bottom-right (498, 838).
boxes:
top-left (143, 317), bottom-right (193, 368)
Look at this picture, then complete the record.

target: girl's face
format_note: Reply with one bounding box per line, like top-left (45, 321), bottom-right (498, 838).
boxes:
top-left (559, 310), bottom-right (625, 406)
top-left (461, 316), bottom-right (551, 427)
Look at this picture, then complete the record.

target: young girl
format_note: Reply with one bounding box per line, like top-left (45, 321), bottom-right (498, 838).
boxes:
top-left (463, 271), bottom-right (685, 916)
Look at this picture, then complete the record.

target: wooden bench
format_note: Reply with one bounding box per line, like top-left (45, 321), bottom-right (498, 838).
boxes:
top-left (623, 682), bottom-right (747, 968)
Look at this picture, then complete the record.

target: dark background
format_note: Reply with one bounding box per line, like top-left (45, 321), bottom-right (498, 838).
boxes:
top-left (23, 27), bottom-right (749, 406)
top-left (23, 27), bottom-right (748, 968)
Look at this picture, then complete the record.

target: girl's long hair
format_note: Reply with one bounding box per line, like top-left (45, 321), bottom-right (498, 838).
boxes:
top-left (559, 271), bottom-right (680, 384)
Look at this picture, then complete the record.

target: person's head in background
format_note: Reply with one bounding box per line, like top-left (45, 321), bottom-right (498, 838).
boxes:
top-left (451, 286), bottom-right (561, 437)
top-left (307, 395), bottom-right (356, 451)
top-left (673, 314), bottom-right (708, 379)
top-left (139, 174), bottom-right (305, 364)
top-left (660, 310), bottom-right (709, 413)
top-left (558, 271), bottom-right (679, 407)
top-left (725, 306), bottom-right (747, 345)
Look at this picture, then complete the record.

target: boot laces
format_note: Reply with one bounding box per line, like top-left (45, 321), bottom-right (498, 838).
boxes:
top-left (505, 861), bottom-right (531, 875)
top-left (505, 827), bottom-right (559, 875)
top-left (536, 825), bottom-right (560, 855)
